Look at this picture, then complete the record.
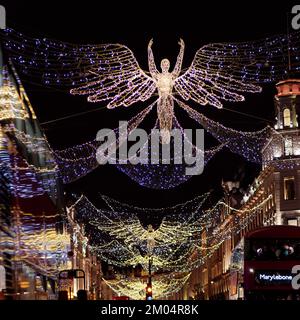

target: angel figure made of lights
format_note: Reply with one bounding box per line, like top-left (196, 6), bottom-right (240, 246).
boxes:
top-left (2, 28), bottom-right (299, 143)
top-left (147, 38), bottom-right (185, 143)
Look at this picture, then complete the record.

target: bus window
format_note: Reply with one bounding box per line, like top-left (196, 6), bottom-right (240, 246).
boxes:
top-left (245, 238), bottom-right (300, 261)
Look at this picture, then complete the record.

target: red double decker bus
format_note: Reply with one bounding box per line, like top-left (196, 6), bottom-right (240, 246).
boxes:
top-left (244, 226), bottom-right (300, 300)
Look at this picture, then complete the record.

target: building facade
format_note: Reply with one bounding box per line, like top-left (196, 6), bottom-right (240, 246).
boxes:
top-left (0, 46), bottom-right (72, 299)
top-left (186, 79), bottom-right (300, 300)
top-left (64, 205), bottom-right (105, 300)
top-left (0, 47), bottom-right (111, 300)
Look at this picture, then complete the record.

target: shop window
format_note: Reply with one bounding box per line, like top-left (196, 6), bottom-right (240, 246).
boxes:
top-left (284, 137), bottom-right (293, 156)
top-left (284, 177), bottom-right (296, 200)
top-left (287, 219), bottom-right (298, 226)
top-left (0, 265), bottom-right (5, 291)
top-left (283, 108), bottom-right (291, 127)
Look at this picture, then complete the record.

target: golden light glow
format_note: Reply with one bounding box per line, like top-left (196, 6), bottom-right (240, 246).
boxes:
top-left (103, 272), bottom-right (190, 300)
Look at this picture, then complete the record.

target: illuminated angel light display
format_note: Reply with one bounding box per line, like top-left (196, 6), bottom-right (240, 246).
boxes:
top-left (69, 192), bottom-right (272, 272)
top-left (2, 28), bottom-right (299, 144)
top-left (1, 28), bottom-right (299, 188)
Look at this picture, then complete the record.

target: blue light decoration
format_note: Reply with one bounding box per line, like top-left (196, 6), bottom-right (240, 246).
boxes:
top-left (53, 102), bottom-right (155, 183)
top-left (114, 115), bottom-right (225, 189)
top-left (52, 103), bottom-right (278, 189)
top-left (177, 99), bottom-right (282, 163)
top-left (53, 111), bottom-right (225, 189)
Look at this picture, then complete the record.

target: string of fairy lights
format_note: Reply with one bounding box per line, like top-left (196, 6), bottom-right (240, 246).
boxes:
top-left (62, 189), bottom-right (272, 298)
top-left (2, 88), bottom-right (286, 190)
top-left (11, 101), bottom-right (293, 190)
top-left (53, 101), bottom-right (156, 184)
top-left (69, 192), bottom-right (272, 273)
top-left (2, 28), bottom-right (300, 107)
top-left (53, 110), bottom-right (227, 188)
top-left (51, 104), bottom-right (282, 189)
top-left (176, 98), bottom-right (285, 163)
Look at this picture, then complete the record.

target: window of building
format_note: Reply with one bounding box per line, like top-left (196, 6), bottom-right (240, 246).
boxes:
top-left (287, 219), bottom-right (298, 226)
top-left (283, 108), bottom-right (291, 127)
top-left (284, 137), bottom-right (293, 156)
top-left (284, 177), bottom-right (296, 200)
top-left (0, 265), bottom-right (5, 291)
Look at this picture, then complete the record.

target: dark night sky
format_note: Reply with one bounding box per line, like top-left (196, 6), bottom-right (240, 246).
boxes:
top-left (1, 1), bottom-right (298, 208)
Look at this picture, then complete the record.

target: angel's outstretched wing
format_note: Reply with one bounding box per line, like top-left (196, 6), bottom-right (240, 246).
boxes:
top-left (174, 32), bottom-right (300, 108)
top-left (75, 197), bottom-right (147, 243)
top-left (1, 28), bottom-right (156, 108)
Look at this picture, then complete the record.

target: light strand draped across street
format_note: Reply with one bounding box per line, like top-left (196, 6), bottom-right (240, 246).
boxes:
top-left (51, 105), bottom-right (278, 189)
top-left (2, 27), bottom-right (300, 114)
top-left (69, 193), bottom-right (272, 272)
top-left (1, 29), bottom-right (296, 126)
top-left (2, 28), bottom-right (297, 188)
